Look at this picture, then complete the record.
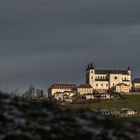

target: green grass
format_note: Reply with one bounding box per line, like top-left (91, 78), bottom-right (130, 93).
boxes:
top-left (65, 95), bottom-right (140, 111)
top-left (65, 95), bottom-right (140, 122)
top-left (116, 116), bottom-right (140, 122)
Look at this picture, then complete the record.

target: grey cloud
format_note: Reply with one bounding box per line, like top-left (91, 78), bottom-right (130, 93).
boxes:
top-left (0, 0), bottom-right (140, 92)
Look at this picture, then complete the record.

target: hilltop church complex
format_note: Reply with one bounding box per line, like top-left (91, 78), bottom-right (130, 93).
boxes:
top-left (49, 63), bottom-right (140, 97)
top-left (86, 64), bottom-right (132, 93)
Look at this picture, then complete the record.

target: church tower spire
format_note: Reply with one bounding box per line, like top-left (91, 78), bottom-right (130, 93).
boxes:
top-left (86, 63), bottom-right (95, 88)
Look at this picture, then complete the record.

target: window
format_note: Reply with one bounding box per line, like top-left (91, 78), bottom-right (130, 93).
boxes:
top-left (106, 84), bottom-right (108, 87)
top-left (114, 76), bottom-right (117, 80)
top-left (91, 76), bottom-right (93, 79)
top-left (96, 84), bottom-right (98, 87)
top-left (91, 71), bottom-right (93, 73)
top-left (101, 84), bottom-right (103, 87)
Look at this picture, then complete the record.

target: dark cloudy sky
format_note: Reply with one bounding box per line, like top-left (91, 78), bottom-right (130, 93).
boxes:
top-left (0, 0), bottom-right (140, 93)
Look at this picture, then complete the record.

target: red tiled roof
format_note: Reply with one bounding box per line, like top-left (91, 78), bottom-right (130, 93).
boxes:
top-left (86, 93), bottom-right (93, 95)
top-left (78, 84), bottom-right (92, 88)
top-left (116, 83), bottom-right (129, 86)
top-left (50, 84), bottom-right (77, 89)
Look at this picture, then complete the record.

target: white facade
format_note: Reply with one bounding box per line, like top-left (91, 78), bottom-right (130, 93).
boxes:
top-left (115, 83), bottom-right (130, 93)
top-left (48, 84), bottom-right (77, 96)
top-left (121, 108), bottom-right (137, 116)
top-left (54, 91), bottom-right (75, 102)
top-left (127, 110), bottom-right (136, 116)
top-left (78, 84), bottom-right (93, 95)
top-left (86, 64), bottom-right (132, 93)
top-left (132, 78), bottom-right (140, 91)
top-left (85, 93), bottom-right (94, 100)
top-left (133, 83), bottom-right (140, 89)
top-left (54, 92), bottom-right (64, 101)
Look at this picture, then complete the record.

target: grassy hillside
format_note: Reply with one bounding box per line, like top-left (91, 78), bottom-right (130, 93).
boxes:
top-left (65, 95), bottom-right (140, 122)
top-left (65, 95), bottom-right (140, 111)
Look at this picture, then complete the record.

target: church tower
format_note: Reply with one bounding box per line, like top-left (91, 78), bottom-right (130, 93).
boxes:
top-left (127, 66), bottom-right (131, 75)
top-left (86, 63), bottom-right (95, 88)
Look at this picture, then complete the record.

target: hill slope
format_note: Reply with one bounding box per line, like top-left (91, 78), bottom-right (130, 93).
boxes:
top-left (0, 93), bottom-right (140, 140)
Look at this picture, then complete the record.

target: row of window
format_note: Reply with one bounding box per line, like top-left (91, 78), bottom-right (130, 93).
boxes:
top-left (116, 88), bottom-right (129, 92)
top-left (96, 84), bottom-right (108, 87)
top-left (79, 89), bottom-right (92, 93)
top-left (117, 87), bottom-right (128, 90)
top-left (96, 76), bottom-right (107, 79)
top-left (91, 76), bottom-right (129, 80)
top-left (96, 83), bottom-right (130, 87)
top-left (91, 76), bottom-right (107, 80)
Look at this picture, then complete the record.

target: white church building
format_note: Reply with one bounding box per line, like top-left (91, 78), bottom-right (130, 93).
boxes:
top-left (86, 63), bottom-right (132, 93)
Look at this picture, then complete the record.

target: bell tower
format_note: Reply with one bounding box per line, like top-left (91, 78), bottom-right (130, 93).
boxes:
top-left (86, 63), bottom-right (95, 88)
top-left (127, 66), bottom-right (131, 75)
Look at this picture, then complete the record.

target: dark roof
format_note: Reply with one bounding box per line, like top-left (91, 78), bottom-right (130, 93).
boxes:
top-left (95, 70), bottom-right (129, 75)
top-left (132, 78), bottom-right (140, 83)
top-left (95, 79), bottom-right (108, 81)
top-left (54, 92), bottom-right (63, 95)
top-left (50, 84), bottom-right (77, 89)
top-left (78, 84), bottom-right (92, 88)
top-left (116, 83), bottom-right (129, 86)
top-left (86, 93), bottom-right (93, 95)
top-left (122, 80), bottom-right (130, 82)
top-left (86, 63), bottom-right (94, 71)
